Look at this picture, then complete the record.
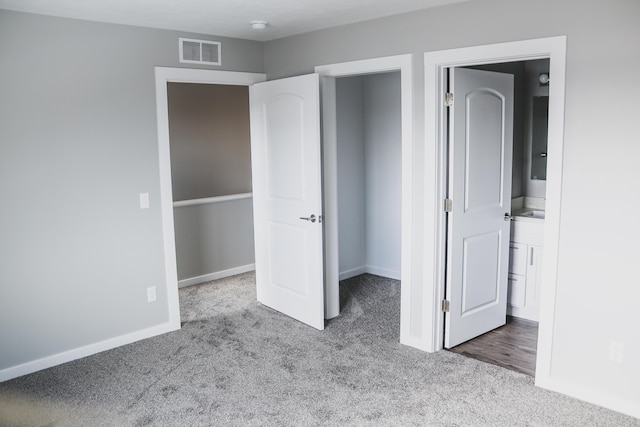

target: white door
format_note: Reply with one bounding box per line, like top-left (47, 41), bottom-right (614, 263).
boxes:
top-left (249, 73), bottom-right (325, 330)
top-left (445, 68), bottom-right (514, 348)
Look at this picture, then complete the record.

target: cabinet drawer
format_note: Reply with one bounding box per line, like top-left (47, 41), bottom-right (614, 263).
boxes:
top-left (509, 242), bottom-right (527, 275)
top-left (508, 274), bottom-right (526, 307)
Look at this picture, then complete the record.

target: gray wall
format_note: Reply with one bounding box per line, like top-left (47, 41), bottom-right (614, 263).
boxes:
top-left (174, 199), bottom-right (254, 282)
top-left (265, 0), bottom-right (640, 412)
top-left (168, 83), bottom-right (252, 201)
top-left (336, 73), bottom-right (401, 279)
top-left (167, 83), bottom-right (255, 284)
top-left (0, 10), bottom-right (262, 372)
top-left (336, 76), bottom-right (366, 276)
top-left (363, 73), bottom-right (402, 277)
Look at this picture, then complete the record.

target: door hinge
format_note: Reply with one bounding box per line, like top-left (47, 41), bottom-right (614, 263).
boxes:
top-left (444, 198), bottom-right (452, 213)
top-left (442, 299), bottom-right (450, 313)
top-left (445, 92), bottom-right (454, 107)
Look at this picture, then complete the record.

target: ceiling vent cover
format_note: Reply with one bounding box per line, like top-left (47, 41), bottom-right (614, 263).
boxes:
top-left (179, 38), bottom-right (221, 65)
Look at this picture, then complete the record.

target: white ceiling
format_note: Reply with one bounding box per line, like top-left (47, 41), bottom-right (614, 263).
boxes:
top-left (0, 0), bottom-right (470, 41)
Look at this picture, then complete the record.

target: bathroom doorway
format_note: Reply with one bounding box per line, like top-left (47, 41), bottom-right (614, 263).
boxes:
top-left (422, 35), bottom-right (569, 382)
top-left (443, 58), bottom-right (550, 376)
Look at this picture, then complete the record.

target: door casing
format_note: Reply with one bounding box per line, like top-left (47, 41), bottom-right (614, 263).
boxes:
top-left (155, 67), bottom-right (266, 330)
top-left (315, 55), bottom-right (414, 347)
top-left (423, 37), bottom-right (567, 388)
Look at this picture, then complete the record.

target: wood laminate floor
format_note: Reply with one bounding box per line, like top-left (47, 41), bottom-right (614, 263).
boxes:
top-left (448, 316), bottom-right (538, 376)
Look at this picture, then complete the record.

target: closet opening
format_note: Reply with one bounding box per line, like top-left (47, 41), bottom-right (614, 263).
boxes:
top-left (331, 71), bottom-right (403, 338)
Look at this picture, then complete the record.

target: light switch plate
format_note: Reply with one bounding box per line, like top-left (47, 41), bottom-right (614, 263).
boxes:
top-left (609, 340), bottom-right (624, 364)
top-left (147, 286), bottom-right (157, 303)
top-left (140, 192), bottom-right (150, 209)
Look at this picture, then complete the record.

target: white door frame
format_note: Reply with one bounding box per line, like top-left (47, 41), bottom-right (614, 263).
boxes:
top-left (154, 67), bottom-right (266, 329)
top-left (315, 55), bottom-right (415, 347)
top-left (423, 37), bottom-right (567, 387)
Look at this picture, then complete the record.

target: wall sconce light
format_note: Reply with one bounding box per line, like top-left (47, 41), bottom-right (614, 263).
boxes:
top-left (539, 73), bottom-right (550, 86)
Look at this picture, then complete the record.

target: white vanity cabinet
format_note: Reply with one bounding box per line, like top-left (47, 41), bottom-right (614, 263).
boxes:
top-left (508, 218), bottom-right (544, 321)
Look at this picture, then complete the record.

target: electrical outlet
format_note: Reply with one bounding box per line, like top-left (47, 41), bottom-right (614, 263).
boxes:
top-left (147, 286), bottom-right (157, 303)
top-left (609, 340), bottom-right (624, 364)
top-left (140, 192), bottom-right (150, 209)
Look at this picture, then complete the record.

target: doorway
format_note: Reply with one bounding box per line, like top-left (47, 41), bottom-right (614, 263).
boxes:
top-left (333, 71), bottom-right (402, 337)
top-left (423, 36), bottom-right (567, 387)
top-left (443, 59), bottom-right (550, 375)
top-left (167, 82), bottom-right (256, 289)
top-left (154, 67), bottom-right (266, 328)
top-left (334, 72), bottom-right (401, 283)
top-left (315, 54), bottom-right (415, 346)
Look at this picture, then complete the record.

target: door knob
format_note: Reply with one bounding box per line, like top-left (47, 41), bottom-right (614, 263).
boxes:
top-left (300, 214), bottom-right (317, 223)
top-left (504, 212), bottom-right (513, 221)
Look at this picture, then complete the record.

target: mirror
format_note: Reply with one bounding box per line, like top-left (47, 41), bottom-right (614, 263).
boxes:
top-left (531, 96), bottom-right (549, 180)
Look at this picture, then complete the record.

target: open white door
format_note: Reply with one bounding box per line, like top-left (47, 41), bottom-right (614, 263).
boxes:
top-left (445, 68), bottom-right (514, 348)
top-left (249, 73), bottom-right (325, 330)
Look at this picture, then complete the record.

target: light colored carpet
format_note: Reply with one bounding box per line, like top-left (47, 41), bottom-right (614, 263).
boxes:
top-left (1, 272), bottom-right (637, 426)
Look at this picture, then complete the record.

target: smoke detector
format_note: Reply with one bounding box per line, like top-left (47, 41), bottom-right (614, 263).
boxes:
top-left (250, 20), bottom-right (268, 30)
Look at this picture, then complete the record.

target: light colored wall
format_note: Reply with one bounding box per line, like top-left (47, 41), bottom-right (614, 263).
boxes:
top-left (264, 0), bottom-right (640, 416)
top-left (174, 198), bottom-right (254, 283)
top-left (363, 73), bottom-right (402, 278)
top-left (336, 76), bottom-right (366, 277)
top-left (336, 73), bottom-right (402, 280)
top-left (0, 10), bottom-right (263, 376)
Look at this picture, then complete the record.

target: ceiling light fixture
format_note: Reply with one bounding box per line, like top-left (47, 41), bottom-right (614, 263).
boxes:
top-left (250, 20), bottom-right (268, 30)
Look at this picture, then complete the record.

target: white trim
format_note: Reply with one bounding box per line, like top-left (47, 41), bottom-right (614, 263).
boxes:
top-left (178, 264), bottom-right (256, 288)
top-left (0, 322), bottom-right (177, 382)
top-left (365, 266), bottom-right (401, 281)
top-left (315, 54), bottom-right (414, 347)
top-left (339, 266), bottom-right (367, 281)
top-left (156, 67), bottom-right (265, 86)
top-left (339, 266), bottom-right (401, 281)
top-left (154, 67), bottom-right (266, 339)
top-left (173, 192), bottom-right (252, 208)
top-left (536, 377), bottom-right (640, 419)
top-left (423, 37), bottom-right (567, 386)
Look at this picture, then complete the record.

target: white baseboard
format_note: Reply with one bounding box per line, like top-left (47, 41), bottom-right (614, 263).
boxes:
top-left (339, 265), bottom-right (401, 281)
top-left (0, 320), bottom-right (180, 383)
top-left (365, 265), bottom-right (401, 280)
top-left (507, 305), bottom-right (539, 322)
top-left (178, 264), bottom-right (255, 288)
top-left (535, 376), bottom-right (640, 419)
top-left (339, 266), bottom-right (367, 281)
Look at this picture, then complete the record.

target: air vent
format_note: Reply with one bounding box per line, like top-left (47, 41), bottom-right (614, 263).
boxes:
top-left (179, 38), bottom-right (221, 65)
